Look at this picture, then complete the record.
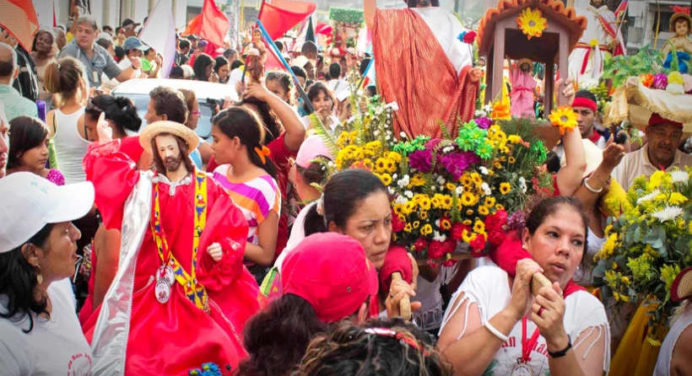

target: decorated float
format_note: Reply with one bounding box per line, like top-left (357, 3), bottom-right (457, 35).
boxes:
top-left (315, 0), bottom-right (589, 269)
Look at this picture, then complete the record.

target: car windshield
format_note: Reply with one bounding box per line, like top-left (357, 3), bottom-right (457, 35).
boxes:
top-left (119, 93), bottom-right (216, 140)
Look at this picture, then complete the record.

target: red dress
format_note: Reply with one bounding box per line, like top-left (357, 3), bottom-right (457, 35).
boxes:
top-left (82, 141), bottom-right (259, 375)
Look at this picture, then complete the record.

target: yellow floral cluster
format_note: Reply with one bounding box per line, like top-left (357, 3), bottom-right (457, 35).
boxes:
top-left (595, 167), bottom-right (691, 328)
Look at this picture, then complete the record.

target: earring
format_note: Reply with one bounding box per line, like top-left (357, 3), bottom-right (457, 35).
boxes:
top-left (35, 264), bottom-right (43, 285)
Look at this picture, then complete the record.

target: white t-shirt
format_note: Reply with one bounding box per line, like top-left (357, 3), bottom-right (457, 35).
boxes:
top-left (439, 265), bottom-right (610, 375)
top-left (0, 278), bottom-right (93, 375)
top-left (654, 304), bottom-right (692, 376)
top-left (275, 201), bottom-right (316, 272)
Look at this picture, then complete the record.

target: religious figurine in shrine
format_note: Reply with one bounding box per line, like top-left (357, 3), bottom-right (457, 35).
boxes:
top-left (662, 11), bottom-right (692, 73)
top-left (509, 59), bottom-right (537, 118)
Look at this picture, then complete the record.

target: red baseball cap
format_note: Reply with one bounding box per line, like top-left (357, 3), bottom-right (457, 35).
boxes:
top-left (281, 233), bottom-right (379, 323)
top-left (648, 113), bottom-right (683, 129)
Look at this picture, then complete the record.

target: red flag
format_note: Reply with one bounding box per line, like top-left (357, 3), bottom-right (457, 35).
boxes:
top-left (0, 0), bottom-right (39, 51)
top-left (183, 0), bottom-right (229, 47)
top-left (258, 0), bottom-right (316, 40)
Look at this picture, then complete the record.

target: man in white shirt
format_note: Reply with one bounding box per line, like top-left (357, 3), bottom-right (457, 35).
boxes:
top-left (612, 113), bottom-right (692, 190)
top-left (327, 62), bottom-right (349, 102)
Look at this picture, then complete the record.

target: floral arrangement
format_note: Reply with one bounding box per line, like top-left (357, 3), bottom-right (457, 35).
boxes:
top-left (593, 168), bottom-right (692, 336)
top-left (328, 99), bottom-right (553, 265)
top-left (516, 8), bottom-right (547, 40)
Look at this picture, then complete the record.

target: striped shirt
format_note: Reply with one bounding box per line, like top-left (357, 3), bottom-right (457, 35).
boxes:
top-left (213, 164), bottom-right (281, 244)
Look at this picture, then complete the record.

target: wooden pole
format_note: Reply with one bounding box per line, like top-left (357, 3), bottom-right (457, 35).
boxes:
top-left (530, 273), bottom-right (554, 296)
top-left (391, 272), bottom-right (412, 320)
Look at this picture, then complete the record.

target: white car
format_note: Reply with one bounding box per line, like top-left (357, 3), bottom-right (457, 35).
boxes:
top-left (111, 78), bottom-right (238, 140)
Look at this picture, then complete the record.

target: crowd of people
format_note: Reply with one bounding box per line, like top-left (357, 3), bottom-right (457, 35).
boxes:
top-left (0, 0), bottom-right (691, 375)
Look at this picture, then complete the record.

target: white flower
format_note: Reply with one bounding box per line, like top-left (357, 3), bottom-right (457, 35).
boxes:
top-left (392, 174), bottom-right (398, 180)
top-left (479, 166), bottom-right (489, 175)
top-left (481, 182), bottom-right (491, 196)
top-left (404, 190), bottom-right (413, 199)
top-left (637, 189), bottom-right (661, 205)
top-left (519, 177), bottom-right (527, 193)
top-left (670, 170), bottom-right (689, 183)
top-left (431, 186), bottom-right (437, 192)
top-left (433, 231), bottom-right (447, 242)
top-left (397, 175), bottom-right (410, 188)
top-left (651, 206), bottom-right (683, 222)
top-left (395, 196), bottom-right (409, 205)
top-left (388, 187), bottom-right (396, 195)
top-left (455, 186), bottom-right (464, 195)
top-left (387, 101), bottom-right (399, 111)
top-left (436, 176), bottom-right (446, 185)
top-left (442, 146), bottom-right (454, 153)
top-left (400, 132), bottom-right (408, 139)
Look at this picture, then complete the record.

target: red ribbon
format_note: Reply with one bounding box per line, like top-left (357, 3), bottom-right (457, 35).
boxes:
top-left (521, 317), bottom-right (541, 363)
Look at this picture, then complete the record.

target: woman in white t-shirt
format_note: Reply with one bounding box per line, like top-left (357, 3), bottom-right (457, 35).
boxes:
top-left (437, 196), bottom-right (610, 376)
top-left (0, 172), bottom-right (95, 376)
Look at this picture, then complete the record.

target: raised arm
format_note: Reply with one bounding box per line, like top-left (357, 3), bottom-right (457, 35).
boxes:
top-left (244, 80), bottom-right (306, 151)
top-left (556, 128), bottom-right (586, 196)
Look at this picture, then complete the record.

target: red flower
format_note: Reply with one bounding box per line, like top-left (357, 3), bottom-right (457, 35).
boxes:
top-left (463, 31), bottom-right (477, 44)
top-left (488, 230), bottom-right (506, 247)
top-left (442, 259), bottom-right (457, 267)
top-left (413, 238), bottom-right (428, 253)
top-left (451, 222), bottom-right (469, 241)
top-left (444, 239), bottom-right (456, 254)
top-left (470, 235), bottom-right (486, 257)
top-left (485, 209), bottom-right (508, 232)
top-left (391, 211), bottom-right (405, 232)
top-left (428, 241), bottom-right (446, 259)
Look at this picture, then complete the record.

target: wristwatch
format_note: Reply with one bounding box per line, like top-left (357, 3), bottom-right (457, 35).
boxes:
top-left (548, 335), bottom-right (572, 358)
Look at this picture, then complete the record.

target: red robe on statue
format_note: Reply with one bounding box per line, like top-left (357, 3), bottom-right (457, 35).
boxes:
top-left (372, 8), bottom-right (479, 139)
top-left (82, 141), bottom-right (259, 375)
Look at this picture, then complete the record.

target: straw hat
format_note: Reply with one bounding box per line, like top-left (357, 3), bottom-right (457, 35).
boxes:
top-left (672, 266), bottom-right (692, 302)
top-left (139, 121), bottom-right (199, 155)
top-left (670, 12), bottom-right (692, 35)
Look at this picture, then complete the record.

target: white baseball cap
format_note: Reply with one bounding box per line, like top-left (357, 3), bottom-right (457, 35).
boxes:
top-left (0, 172), bottom-right (95, 253)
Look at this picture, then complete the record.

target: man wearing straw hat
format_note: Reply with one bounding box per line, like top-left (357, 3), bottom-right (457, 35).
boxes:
top-left (81, 117), bottom-right (259, 374)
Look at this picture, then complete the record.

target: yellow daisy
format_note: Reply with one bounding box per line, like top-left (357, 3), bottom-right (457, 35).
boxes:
top-left (548, 106), bottom-right (578, 136)
top-left (484, 196), bottom-right (496, 208)
top-left (419, 211), bottom-right (429, 220)
top-left (500, 182), bottom-right (511, 195)
top-left (516, 7), bottom-right (547, 40)
top-left (440, 218), bottom-right (452, 230)
top-left (478, 205), bottom-right (490, 216)
top-left (421, 224), bottom-right (433, 235)
top-left (473, 219), bottom-right (486, 234)
top-left (461, 192), bottom-right (477, 206)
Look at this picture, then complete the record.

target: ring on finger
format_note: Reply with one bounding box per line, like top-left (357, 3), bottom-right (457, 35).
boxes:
top-left (538, 307), bottom-right (545, 316)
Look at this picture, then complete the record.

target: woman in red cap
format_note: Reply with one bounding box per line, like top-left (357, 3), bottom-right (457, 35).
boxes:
top-left (240, 232), bottom-right (378, 376)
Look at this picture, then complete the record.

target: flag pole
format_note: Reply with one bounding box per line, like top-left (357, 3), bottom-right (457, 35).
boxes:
top-left (256, 19), bottom-right (315, 114)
